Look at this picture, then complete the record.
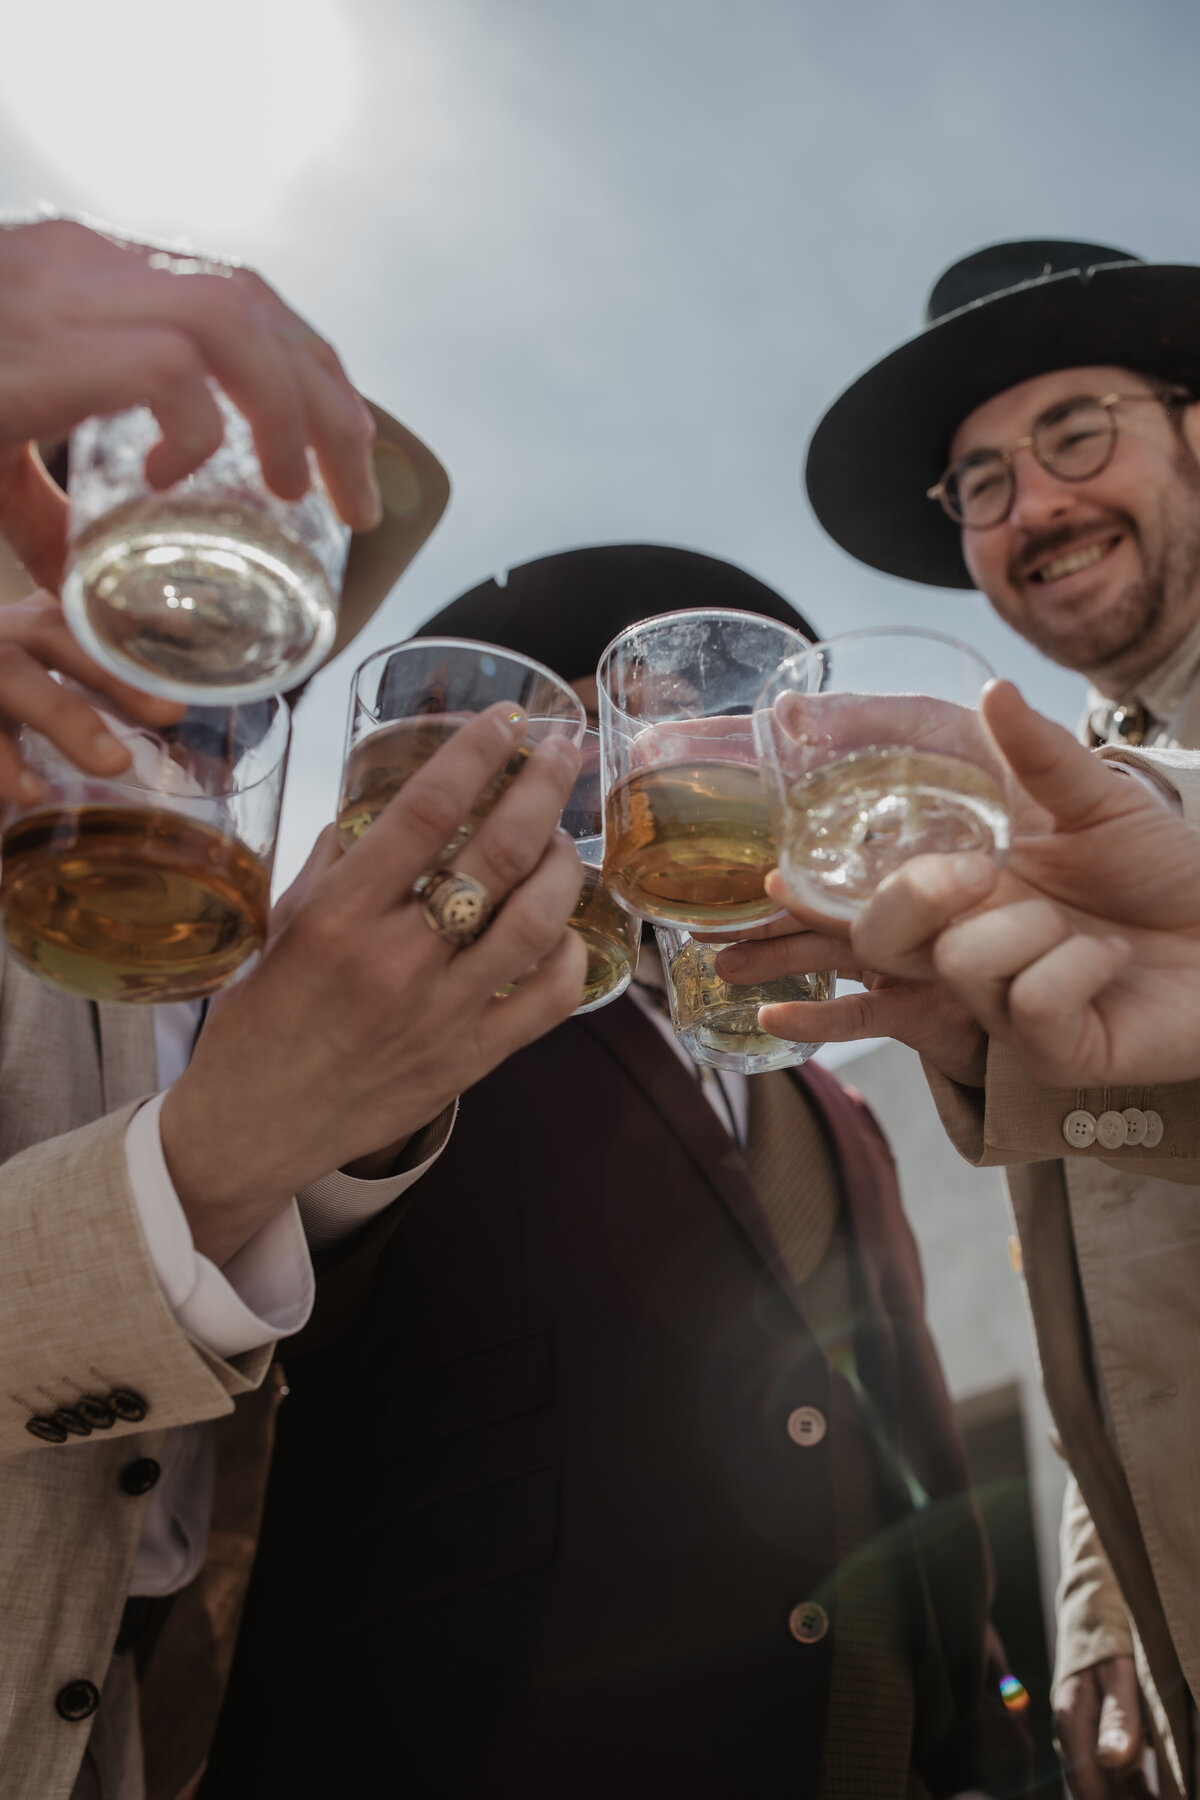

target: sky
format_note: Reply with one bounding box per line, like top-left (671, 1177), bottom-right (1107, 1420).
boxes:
top-left (0, 0), bottom-right (1195, 886)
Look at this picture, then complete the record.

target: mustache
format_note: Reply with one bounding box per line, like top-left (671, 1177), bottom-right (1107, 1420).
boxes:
top-left (1010, 517), bottom-right (1130, 583)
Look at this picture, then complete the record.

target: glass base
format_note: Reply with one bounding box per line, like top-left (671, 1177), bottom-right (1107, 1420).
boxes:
top-left (676, 1015), bottom-right (820, 1074)
top-left (63, 499), bottom-right (338, 704)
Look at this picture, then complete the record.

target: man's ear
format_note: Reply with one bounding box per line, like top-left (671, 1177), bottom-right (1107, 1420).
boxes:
top-left (0, 444), bottom-right (68, 596)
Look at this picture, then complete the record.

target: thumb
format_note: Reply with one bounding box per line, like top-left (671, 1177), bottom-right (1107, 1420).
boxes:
top-left (1094, 1655), bottom-right (1142, 1769)
top-left (981, 679), bottom-right (1130, 832)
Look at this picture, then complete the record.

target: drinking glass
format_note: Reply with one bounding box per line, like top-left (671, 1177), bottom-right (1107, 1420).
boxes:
top-left (63, 386), bottom-right (351, 705)
top-left (561, 730), bottom-right (639, 1013)
top-left (654, 928), bottom-right (832, 1073)
top-left (754, 628), bottom-right (1011, 922)
top-left (0, 692), bottom-right (290, 1003)
top-left (598, 609), bottom-right (810, 933)
top-left (338, 639), bottom-right (586, 858)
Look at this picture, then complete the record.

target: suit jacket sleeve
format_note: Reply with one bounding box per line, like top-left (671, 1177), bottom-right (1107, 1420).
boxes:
top-left (922, 1036), bottom-right (1200, 1181)
top-left (0, 1099), bottom-right (271, 1461)
top-left (1055, 1472), bottom-right (1135, 1687)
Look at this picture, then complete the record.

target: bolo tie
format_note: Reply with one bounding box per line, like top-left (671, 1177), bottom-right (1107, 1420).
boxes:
top-left (1086, 697), bottom-right (1153, 748)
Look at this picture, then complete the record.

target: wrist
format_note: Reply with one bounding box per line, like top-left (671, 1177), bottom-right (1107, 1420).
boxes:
top-left (159, 1079), bottom-right (295, 1268)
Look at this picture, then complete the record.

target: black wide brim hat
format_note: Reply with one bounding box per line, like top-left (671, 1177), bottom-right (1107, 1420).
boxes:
top-left (805, 239), bottom-right (1200, 589)
top-left (412, 543), bottom-right (816, 675)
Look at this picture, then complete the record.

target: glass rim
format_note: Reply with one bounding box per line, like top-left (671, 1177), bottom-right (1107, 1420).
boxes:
top-left (350, 635), bottom-right (586, 725)
top-left (22, 693), bottom-right (292, 804)
top-left (598, 606), bottom-right (812, 721)
top-left (757, 625), bottom-right (996, 698)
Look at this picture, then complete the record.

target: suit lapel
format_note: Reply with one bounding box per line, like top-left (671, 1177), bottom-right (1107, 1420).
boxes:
top-left (94, 1001), bottom-right (158, 1113)
top-left (575, 999), bottom-right (799, 1296)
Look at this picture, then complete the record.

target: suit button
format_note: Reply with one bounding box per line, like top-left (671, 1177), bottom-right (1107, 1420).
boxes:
top-left (788, 1602), bottom-right (829, 1644)
top-left (55, 1679), bottom-right (100, 1722)
top-left (51, 1406), bottom-right (92, 1438)
top-left (1143, 1109), bottom-right (1164, 1149)
top-left (119, 1458), bottom-right (161, 1496)
top-left (106, 1388), bottom-right (148, 1423)
top-left (1062, 1109), bottom-right (1096, 1148)
top-left (1122, 1107), bottom-right (1148, 1146)
top-left (74, 1395), bottom-right (115, 1431)
top-left (786, 1406), bottom-right (827, 1447)
top-left (26, 1415), bottom-right (68, 1444)
top-left (1096, 1110), bottom-right (1128, 1150)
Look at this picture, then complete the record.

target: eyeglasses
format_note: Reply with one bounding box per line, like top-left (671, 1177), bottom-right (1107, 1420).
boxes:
top-left (927, 387), bottom-right (1192, 529)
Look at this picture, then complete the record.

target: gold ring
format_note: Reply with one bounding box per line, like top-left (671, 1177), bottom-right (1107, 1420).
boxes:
top-left (418, 868), bottom-right (493, 947)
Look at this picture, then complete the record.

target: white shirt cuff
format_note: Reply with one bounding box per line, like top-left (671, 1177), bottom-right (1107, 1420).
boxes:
top-left (298, 1102), bottom-right (457, 1249)
top-left (125, 1091), bottom-right (314, 1361)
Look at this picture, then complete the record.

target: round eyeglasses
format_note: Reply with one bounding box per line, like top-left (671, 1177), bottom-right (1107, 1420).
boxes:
top-left (927, 387), bottom-right (1191, 529)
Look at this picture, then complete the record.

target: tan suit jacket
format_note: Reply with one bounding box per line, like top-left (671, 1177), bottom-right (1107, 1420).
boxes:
top-left (0, 951), bottom-right (272, 1800)
top-left (924, 732), bottom-right (1200, 1798)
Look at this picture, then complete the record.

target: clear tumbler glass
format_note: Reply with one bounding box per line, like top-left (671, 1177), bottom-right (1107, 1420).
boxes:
top-left (63, 387), bottom-right (350, 705)
top-left (654, 927), bottom-right (831, 1072)
top-left (754, 628), bottom-right (1011, 922)
top-left (0, 692), bottom-right (290, 1003)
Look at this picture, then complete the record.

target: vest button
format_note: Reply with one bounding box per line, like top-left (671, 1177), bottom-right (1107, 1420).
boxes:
top-left (1062, 1109), bottom-right (1096, 1148)
top-left (786, 1406), bottom-right (827, 1447)
top-left (55, 1679), bottom-right (99, 1722)
top-left (119, 1457), bottom-right (161, 1496)
top-left (788, 1601), bottom-right (829, 1644)
top-left (1142, 1109), bottom-right (1164, 1149)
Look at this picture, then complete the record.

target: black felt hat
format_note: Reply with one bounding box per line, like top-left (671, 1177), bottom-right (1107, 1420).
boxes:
top-left (413, 543), bottom-right (817, 675)
top-left (805, 239), bottom-right (1200, 589)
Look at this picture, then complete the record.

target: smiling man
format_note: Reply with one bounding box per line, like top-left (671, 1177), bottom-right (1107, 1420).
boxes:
top-left (798, 240), bottom-right (1200, 1800)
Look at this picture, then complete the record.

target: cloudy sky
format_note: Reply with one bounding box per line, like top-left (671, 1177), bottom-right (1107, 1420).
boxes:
top-left (0, 0), bottom-right (1192, 883)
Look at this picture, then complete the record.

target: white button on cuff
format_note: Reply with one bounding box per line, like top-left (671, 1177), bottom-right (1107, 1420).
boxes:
top-left (788, 1602), bottom-right (829, 1644)
top-left (1143, 1109), bottom-right (1164, 1149)
top-left (1122, 1107), bottom-right (1148, 1146)
top-left (1096, 1110), bottom-right (1128, 1150)
top-left (786, 1406), bottom-right (827, 1448)
top-left (1062, 1109), bottom-right (1096, 1148)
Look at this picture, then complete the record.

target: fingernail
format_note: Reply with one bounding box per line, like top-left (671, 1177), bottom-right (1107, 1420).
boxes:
top-left (951, 853), bottom-right (991, 887)
top-left (1107, 934), bottom-right (1131, 955)
top-left (717, 945), bottom-right (745, 974)
top-left (17, 770), bottom-right (43, 801)
top-left (93, 730), bottom-right (127, 763)
top-left (496, 706), bottom-right (525, 742)
top-left (1098, 1728), bottom-right (1129, 1755)
top-left (540, 734), bottom-right (580, 770)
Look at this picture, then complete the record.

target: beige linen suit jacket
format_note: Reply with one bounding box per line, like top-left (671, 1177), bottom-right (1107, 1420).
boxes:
top-left (926, 741), bottom-right (1200, 1799)
top-left (0, 950), bottom-right (274, 1800)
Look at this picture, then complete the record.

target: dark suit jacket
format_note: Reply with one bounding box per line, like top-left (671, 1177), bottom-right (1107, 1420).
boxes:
top-left (203, 999), bottom-right (1025, 1799)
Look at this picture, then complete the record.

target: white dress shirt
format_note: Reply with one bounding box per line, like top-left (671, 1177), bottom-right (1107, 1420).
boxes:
top-left (125, 1000), bottom-right (450, 1595)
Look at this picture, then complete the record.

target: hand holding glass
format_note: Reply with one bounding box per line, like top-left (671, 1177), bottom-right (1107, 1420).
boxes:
top-left (754, 629), bottom-right (1011, 922)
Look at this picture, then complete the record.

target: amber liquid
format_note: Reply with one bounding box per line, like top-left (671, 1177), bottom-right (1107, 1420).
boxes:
top-left (337, 716), bottom-right (533, 855)
top-left (603, 760), bottom-right (777, 929)
top-left (779, 747), bottom-right (1010, 920)
top-left (0, 805), bottom-right (269, 1002)
top-left (572, 867), bottom-right (639, 1011)
top-left (666, 938), bottom-right (834, 1060)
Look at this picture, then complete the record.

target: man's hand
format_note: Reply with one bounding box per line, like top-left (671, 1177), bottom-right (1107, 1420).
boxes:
top-left (712, 907), bottom-right (989, 1087)
top-left (0, 590), bottom-right (184, 802)
top-left (162, 704), bottom-right (587, 1266)
top-left (0, 218), bottom-right (381, 590)
top-left (1053, 1657), bottom-right (1152, 1798)
top-left (849, 682), bottom-right (1200, 1086)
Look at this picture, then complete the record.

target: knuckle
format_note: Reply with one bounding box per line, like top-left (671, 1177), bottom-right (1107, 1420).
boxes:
top-left (144, 332), bottom-right (203, 392)
top-left (477, 824), bottom-right (536, 890)
top-left (398, 777), bottom-right (463, 845)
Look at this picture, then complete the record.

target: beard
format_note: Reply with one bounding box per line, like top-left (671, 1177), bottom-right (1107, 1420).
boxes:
top-left (1002, 449), bottom-right (1200, 686)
